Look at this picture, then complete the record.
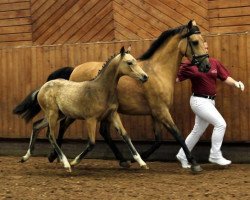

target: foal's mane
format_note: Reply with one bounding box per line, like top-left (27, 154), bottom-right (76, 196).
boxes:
top-left (91, 53), bottom-right (118, 80)
top-left (92, 50), bottom-right (131, 80)
top-left (139, 25), bottom-right (187, 61)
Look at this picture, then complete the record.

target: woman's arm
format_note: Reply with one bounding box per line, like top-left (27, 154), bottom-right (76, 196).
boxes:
top-left (224, 76), bottom-right (245, 91)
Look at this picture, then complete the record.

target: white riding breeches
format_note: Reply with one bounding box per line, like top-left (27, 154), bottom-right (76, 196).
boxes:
top-left (178, 96), bottom-right (227, 159)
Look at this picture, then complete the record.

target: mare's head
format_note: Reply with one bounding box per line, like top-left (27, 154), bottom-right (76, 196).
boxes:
top-left (118, 46), bottom-right (148, 83)
top-left (178, 20), bottom-right (210, 73)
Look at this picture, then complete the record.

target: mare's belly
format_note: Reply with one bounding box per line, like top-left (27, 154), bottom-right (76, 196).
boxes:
top-left (117, 76), bottom-right (150, 115)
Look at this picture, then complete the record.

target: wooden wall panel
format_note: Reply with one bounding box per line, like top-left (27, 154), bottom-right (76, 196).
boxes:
top-left (113, 0), bottom-right (209, 41)
top-left (1, 0), bottom-right (250, 47)
top-left (0, 0), bottom-right (32, 46)
top-left (208, 0), bottom-right (250, 33)
top-left (32, 0), bottom-right (115, 45)
top-left (1, 33), bottom-right (249, 142)
top-left (31, 0), bottom-right (209, 45)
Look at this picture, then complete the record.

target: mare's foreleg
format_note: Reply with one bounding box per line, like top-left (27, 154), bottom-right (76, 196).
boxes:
top-left (100, 120), bottom-right (131, 168)
top-left (48, 117), bottom-right (75, 163)
top-left (21, 118), bottom-right (48, 162)
top-left (70, 118), bottom-right (96, 167)
top-left (158, 109), bottom-right (202, 173)
top-left (47, 111), bottom-right (71, 172)
top-left (140, 119), bottom-right (163, 160)
top-left (111, 112), bottom-right (148, 169)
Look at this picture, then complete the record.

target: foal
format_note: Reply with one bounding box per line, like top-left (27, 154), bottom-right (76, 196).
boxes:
top-left (25, 47), bottom-right (148, 172)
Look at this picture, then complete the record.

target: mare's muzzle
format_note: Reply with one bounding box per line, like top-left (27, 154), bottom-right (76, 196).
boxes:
top-left (191, 54), bottom-right (210, 73)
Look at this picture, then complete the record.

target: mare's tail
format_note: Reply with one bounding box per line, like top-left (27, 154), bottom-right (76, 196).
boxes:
top-left (13, 66), bottom-right (74, 123)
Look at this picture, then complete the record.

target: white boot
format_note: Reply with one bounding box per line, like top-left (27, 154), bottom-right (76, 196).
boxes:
top-left (176, 154), bottom-right (191, 169)
top-left (209, 156), bottom-right (231, 165)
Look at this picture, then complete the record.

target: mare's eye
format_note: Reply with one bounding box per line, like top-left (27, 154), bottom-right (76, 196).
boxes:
top-left (127, 61), bottom-right (133, 66)
top-left (192, 41), bottom-right (199, 46)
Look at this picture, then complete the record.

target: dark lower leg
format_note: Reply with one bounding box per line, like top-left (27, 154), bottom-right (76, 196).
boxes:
top-left (48, 118), bottom-right (75, 162)
top-left (121, 134), bottom-right (137, 156)
top-left (140, 133), bottom-right (162, 159)
top-left (71, 141), bottom-right (95, 166)
top-left (165, 125), bottom-right (197, 166)
top-left (140, 120), bottom-right (163, 160)
top-left (100, 121), bottom-right (127, 162)
top-left (78, 141), bottom-right (95, 160)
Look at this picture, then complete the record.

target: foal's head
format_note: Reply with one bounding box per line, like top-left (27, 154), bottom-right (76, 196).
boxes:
top-left (118, 46), bottom-right (148, 83)
top-left (178, 20), bottom-right (210, 73)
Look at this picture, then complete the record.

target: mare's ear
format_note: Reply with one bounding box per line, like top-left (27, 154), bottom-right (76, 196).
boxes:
top-left (120, 46), bottom-right (125, 57)
top-left (187, 20), bottom-right (193, 30)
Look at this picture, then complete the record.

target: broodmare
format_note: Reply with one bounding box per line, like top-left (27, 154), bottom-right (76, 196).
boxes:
top-left (14, 20), bottom-right (209, 173)
top-left (16, 47), bottom-right (149, 172)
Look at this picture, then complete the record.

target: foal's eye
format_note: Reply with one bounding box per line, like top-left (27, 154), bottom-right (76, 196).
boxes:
top-left (192, 41), bottom-right (199, 46)
top-left (127, 61), bottom-right (133, 66)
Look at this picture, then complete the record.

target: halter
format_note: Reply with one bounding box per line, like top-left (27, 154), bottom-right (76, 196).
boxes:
top-left (183, 26), bottom-right (209, 67)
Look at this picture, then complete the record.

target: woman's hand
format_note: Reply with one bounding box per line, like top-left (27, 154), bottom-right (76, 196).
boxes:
top-left (234, 81), bottom-right (245, 91)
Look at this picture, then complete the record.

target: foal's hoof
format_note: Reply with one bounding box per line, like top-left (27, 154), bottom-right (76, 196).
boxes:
top-left (119, 161), bottom-right (131, 168)
top-left (70, 160), bottom-right (79, 167)
top-left (141, 165), bottom-right (149, 170)
top-left (20, 156), bottom-right (29, 163)
top-left (65, 167), bottom-right (72, 173)
top-left (191, 165), bottom-right (203, 174)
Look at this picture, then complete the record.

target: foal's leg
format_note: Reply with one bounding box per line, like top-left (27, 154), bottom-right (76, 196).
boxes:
top-left (70, 118), bottom-right (97, 166)
top-left (21, 118), bottom-right (48, 162)
top-left (140, 119), bottom-right (163, 160)
top-left (157, 109), bottom-right (202, 173)
top-left (47, 111), bottom-right (71, 172)
top-left (100, 120), bottom-right (131, 168)
top-left (48, 117), bottom-right (76, 163)
top-left (111, 112), bottom-right (148, 169)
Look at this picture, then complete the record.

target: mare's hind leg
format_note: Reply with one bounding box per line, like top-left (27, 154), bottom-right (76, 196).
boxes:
top-left (157, 109), bottom-right (202, 173)
top-left (46, 111), bottom-right (71, 172)
top-left (21, 118), bottom-right (48, 162)
top-left (100, 120), bottom-right (131, 168)
top-left (70, 118), bottom-right (96, 166)
top-left (48, 117), bottom-right (75, 163)
top-left (110, 112), bottom-right (148, 169)
top-left (140, 118), bottom-right (163, 160)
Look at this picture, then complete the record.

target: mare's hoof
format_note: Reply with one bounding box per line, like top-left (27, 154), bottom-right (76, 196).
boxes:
top-left (47, 152), bottom-right (57, 163)
top-left (119, 161), bottom-right (131, 168)
top-left (141, 165), bottom-right (149, 170)
top-left (191, 165), bottom-right (203, 174)
top-left (20, 157), bottom-right (26, 163)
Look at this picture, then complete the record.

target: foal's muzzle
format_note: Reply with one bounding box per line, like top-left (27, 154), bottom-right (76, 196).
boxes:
top-left (140, 74), bottom-right (149, 83)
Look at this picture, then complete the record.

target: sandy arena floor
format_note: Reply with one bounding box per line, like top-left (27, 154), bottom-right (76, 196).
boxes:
top-left (0, 156), bottom-right (249, 200)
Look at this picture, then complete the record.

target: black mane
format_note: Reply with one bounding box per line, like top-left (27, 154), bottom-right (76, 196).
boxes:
top-left (139, 25), bottom-right (187, 61)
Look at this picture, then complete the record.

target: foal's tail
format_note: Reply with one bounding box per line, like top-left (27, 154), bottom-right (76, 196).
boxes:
top-left (13, 89), bottom-right (40, 122)
top-left (13, 66), bottom-right (74, 123)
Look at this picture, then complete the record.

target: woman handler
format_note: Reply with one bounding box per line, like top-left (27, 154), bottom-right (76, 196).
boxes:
top-left (176, 42), bottom-right (245, 168)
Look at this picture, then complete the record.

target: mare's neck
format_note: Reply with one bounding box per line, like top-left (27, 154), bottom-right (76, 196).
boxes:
top-left (148, 35), bottom-right (183, 84)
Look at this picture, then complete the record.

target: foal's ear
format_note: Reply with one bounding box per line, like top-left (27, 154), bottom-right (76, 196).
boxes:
top-left (127, 45), bottom-right (131, 53)
top-left (120, 46), bottom-right (125, 57)
top-left (187, 20), bottom-right (193, 30)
